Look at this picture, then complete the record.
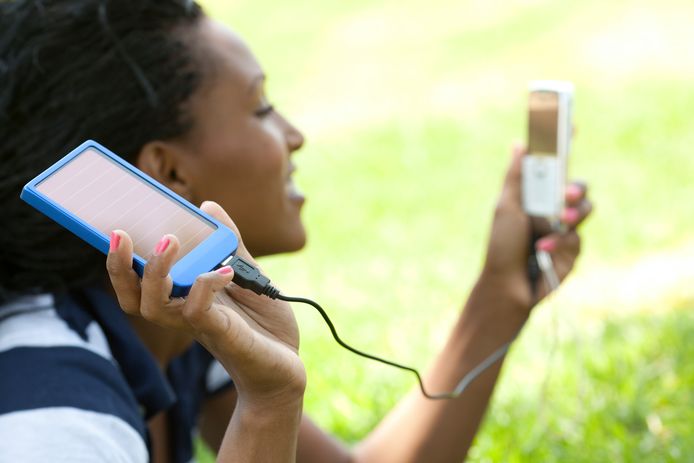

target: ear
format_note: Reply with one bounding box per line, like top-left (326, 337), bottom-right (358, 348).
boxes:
top-left (136, 141), bottom-right (196, 201)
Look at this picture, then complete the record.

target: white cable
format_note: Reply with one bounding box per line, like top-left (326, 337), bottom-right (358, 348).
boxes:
top-left (446, 251), bottom-right (561, 397)
top-left (536, 250), bottom-right (560, 292)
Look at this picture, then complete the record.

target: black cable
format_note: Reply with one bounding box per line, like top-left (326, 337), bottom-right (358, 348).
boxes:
top-left (229, 255), bottom-right (516, 400)
top-left (278, 294), bottom-right (517, 400)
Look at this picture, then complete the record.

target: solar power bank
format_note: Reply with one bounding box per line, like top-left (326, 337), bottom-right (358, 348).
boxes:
top-left (21, 140), bottom-right (239, 296)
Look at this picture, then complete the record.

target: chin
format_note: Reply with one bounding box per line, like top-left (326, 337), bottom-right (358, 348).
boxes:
top-left (287, 230), bottom-right (307, 252)
top-left (251, 226), bottom-right (307, 258)
top-left (277, 228), bottom-right (307, 255)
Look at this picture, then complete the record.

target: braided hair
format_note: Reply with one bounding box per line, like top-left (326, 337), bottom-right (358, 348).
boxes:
top-left (0, 0), bottom-right (207, 301)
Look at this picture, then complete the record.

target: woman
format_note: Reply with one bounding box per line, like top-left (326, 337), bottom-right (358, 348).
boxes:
top-left (0, 1), bottom-right (591, 462)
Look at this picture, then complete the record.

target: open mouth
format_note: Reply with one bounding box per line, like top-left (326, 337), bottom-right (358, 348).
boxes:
top-left (285, 166), bottom-right (305, 203)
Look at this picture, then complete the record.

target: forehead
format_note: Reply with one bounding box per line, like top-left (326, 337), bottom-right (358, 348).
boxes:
top-left (197, 18), bottom-right (264, 92)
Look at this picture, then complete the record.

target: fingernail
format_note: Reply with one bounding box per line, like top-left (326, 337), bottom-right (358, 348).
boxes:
top-left (109, 231), bottom-right (121, 252)
top-left (566, 184), bottom-right (582, 200)
top-left (536, 238), bottom-right (556, 252)
top-left (216, 266), bottom-right (232, 275)
top-left (561, 208), bottom-right (580, 224)
top-left (154, 236), bottom-right (170, 256)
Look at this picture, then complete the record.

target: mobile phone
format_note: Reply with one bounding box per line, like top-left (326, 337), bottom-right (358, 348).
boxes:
top-left (522, 80), bottom-right (574, 222)
top-left (20, 140), bottom-right (238, 297)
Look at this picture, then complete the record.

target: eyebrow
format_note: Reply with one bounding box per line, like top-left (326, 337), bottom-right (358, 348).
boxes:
top-left (248, 74), bottom-right (266, 95)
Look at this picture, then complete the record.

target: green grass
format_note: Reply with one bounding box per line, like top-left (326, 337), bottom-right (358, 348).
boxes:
top-left (469, 305), bottom-right (694, 462)
top-left (196, 0), bottom-right (694, 460)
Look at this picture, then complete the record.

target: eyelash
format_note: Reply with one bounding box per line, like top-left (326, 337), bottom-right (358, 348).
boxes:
top-left (254, 105), bottom-right (274, 118)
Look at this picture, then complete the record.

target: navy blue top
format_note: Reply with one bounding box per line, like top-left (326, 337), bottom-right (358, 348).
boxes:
top-left (0, 287), bottom-right (233, 462)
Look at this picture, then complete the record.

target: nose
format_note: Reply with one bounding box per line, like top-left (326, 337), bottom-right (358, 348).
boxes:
top-left (277, 111), bottom-right (304, 153)
top-left (287, 126), bottom-right (305, 153)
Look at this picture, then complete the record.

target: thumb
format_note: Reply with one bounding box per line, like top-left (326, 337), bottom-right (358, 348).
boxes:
top-left (501, 143), bottom-right (525, 203)
top-left (199, 201), bottom-right (253, 261)
top-left (200, 200), bottom-right (240, 235)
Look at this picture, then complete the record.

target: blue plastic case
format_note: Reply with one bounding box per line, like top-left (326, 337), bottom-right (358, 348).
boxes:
top-left (20, 140), bottom-right (238, 296)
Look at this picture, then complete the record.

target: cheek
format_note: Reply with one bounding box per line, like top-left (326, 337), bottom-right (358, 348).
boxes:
top-left (235, 133), bottom-right (286, 192)
top-left (203, 125), bottom-right (283, 181)
top-left (191, 132), bottom-right (286, 218)
top-left (246, 133), bottom-right (289, 211)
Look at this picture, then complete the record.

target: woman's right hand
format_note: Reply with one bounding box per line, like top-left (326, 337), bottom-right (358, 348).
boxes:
top-left (105, 200), bottom-right (306, 407)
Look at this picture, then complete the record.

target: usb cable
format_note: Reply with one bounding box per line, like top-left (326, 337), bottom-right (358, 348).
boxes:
top-left (227, 254), bottom-right (559, 400)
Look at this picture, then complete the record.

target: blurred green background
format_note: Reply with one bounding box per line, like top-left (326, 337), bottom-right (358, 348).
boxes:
top-left (198, 0), bottom-right (694, 460)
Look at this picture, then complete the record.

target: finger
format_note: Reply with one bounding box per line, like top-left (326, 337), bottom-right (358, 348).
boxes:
top-left (536, 230), bottom-right (580, 256)
top-left (565, 181), bottom-right (588, 206)
top-left (535, 235), bottom-right (557, 253)
top-left (106, 230), bottom-right (141, 315)
top-left (556, 230), bottom-right (580, 255)
top-left (534, 231), bottom-right (580, 301)
top-left (139, 234), bottom-right (179, 322)
top-left (560, 199), bottom-right (593, 229)
top-left (182, 267), bottom-right (238, 337)
top-left (501, 143), bottom-right (526, 204)
top-left (551, 231), bottom-right (581, 279)
top-left (200, 200), bottom-right (241, 237)
top-left (200, 200), bottom-right (254, 261)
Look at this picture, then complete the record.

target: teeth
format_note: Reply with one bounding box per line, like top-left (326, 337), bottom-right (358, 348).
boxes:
top-left (285, 178), bottom-right (302, 197)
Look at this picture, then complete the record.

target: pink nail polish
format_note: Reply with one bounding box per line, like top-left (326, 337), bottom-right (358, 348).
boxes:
top-left (562, 208), bottom-right (580, 223)
top-left (109, 232), bottom-right (121, 252)
top-left (216, 266), bottom-right (232, 275)
top-left (536, 238), bottom-right (556, 252)
top-left (566, 184), bottom-right (582, 200)
top-left (154, 236), bottom-right (170, 256)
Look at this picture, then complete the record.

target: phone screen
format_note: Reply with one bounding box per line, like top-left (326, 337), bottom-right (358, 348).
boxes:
top-left (528, 90), bottom-right (559, 156)
top-left (36, 147), bottom-right (215, 261)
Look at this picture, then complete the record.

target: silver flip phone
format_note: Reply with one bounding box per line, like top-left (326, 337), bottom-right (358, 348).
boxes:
top-left (522, 80), bottom-right (574, 222)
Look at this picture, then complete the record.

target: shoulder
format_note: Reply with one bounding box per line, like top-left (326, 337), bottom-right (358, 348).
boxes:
top-left (0, 295), bottom-right (148, 462)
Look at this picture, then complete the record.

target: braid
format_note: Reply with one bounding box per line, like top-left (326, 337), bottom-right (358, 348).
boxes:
top-left (0, 0), bottom-right (206, 301)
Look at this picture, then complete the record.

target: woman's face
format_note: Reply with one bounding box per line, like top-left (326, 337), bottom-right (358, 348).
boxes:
top-left (169, 19), bottom-right (306, 257)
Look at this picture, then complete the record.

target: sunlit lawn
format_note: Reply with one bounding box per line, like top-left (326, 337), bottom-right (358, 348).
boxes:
top-left (198, 0), bottom-right (694, 460)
